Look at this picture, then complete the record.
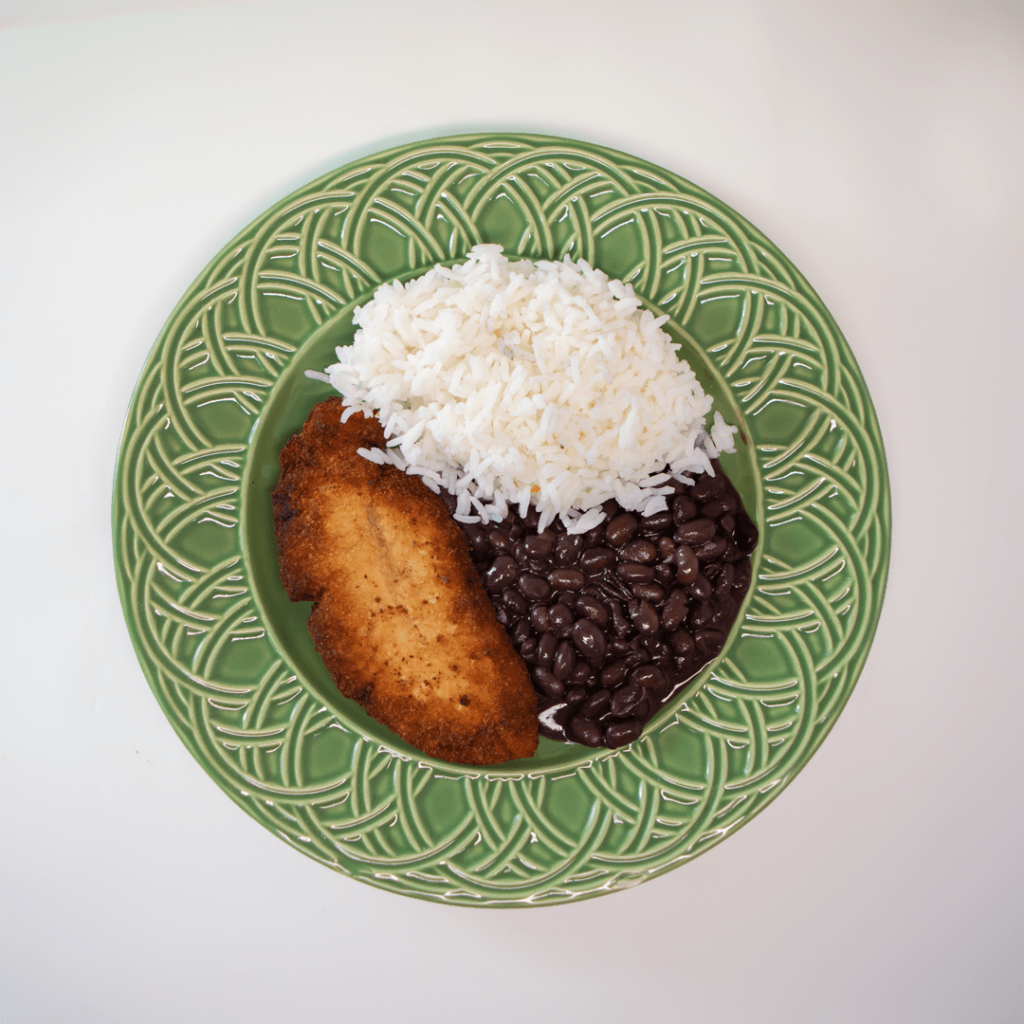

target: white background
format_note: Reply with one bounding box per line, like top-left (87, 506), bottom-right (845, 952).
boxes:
top-left (1, 2), bottom-right (1021, 1022)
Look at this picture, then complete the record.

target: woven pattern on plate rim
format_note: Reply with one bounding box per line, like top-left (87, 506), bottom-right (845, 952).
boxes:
top-left (113, 133), bottom-right (890, 905)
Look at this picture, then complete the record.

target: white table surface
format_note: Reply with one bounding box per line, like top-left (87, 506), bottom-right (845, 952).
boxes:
top-left (1, 2), bottom-right (1021, 1022)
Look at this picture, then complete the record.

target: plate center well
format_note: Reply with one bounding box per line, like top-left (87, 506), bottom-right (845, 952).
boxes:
top-left (242, 263), bottom-right (759, 776)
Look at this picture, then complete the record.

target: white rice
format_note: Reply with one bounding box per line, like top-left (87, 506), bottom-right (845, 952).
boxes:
top-left (322, 245), bottom-right (737, 533)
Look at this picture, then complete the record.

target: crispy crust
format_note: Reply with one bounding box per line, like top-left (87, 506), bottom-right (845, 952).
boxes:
top-left (271, 397), bottom-right (537, 765)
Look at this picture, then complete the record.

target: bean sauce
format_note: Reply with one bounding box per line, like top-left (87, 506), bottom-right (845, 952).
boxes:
top-left (454, 461), bottom-right (758, 750)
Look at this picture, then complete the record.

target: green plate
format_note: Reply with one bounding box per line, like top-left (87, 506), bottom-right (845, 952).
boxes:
top-left (113, 133), bottom-right (890, 905)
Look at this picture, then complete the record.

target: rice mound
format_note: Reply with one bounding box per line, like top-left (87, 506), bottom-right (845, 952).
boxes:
top-left (323, 245), bottom-right (736, 533)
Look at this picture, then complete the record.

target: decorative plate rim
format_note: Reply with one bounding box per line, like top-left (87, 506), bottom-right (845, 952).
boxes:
top-left (112, 132), bottom-right (890, 906)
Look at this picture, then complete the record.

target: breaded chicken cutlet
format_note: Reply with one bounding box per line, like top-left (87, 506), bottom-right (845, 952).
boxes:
top-left (272, 397), bottom-right (537, 765)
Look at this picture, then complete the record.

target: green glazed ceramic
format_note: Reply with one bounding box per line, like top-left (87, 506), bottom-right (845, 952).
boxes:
top-left (113, 133), bottom-right (890, 905)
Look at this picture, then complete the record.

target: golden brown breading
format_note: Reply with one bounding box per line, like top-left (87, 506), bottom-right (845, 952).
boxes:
top-left (272, 397), bottom-right (537, 765)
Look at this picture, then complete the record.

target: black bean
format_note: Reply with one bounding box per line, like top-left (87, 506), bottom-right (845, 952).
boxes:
top-left (672, 544), bottom-right (699, 582)
top-left (490, 529), bottom-right (514, 552)
top-left (625, 648), bottom-right (649, 667)
top-left (548, 604), bottom-right (574, 638)
top-left (672, 496), bottom-right (697, 524)
top-left (532, 667), bottom-right (564, 700)
top-left (604, 513), bottom-right (639, 546)
top-left (483, 555), bottom-right (518, 591)
top-left (553, 640), bottom-right (576, 680)
top-left (690, 602), bottom-right (714, 630)
top-left (570, 661), bottom-right (593, 683)
top-left (722, 539), bottom-right (743, 564)
top-left (517, 573), bottom-right (551, 601)
top-left (621, 538), bottom-right (658, 563)
top-left (674, 518), bottom-right (717, 545)
top-left (629, 599), bottom-right (660, 636)
top-left (449, 456), bottom-right (758, 753)
top-left (580, 547), bottom-right (617, 572)
top-left (600, 660), bottom-right (630, 688)
top-left (576, 595), bottom-right (609, 628)
top-left (537, 631), bottom-right (557, 668)
top-left (502, 587), bottom-right (528, 618)
top-left (667, 629), bottom-right (695, 658)
top-left (642, 632), bottom-right (669, 657)
top-left (570, 715), bottom-right (604, 747)
top-left (711, 598), bottom-right (735, 627)
top-left (629, 664), bottom-right (669, 697)
top-left (600, 574), bottom-right (633, 602)
top-left (617, 562), bottom-right (655, 584)
top-left (608, 598), bottom-right (631, 639)
top-left (695, 628), bottom-right (727, 656)
top-left (695, 537), bottom-right (728, 562)
top-left (554, 532), bottom-right (584, 566)
top-left (631, 582), bottom-right (665, 604)
top-left (691, 473), bottom-right (725, 500)
top-left (640, 511), bottom-right (674, 534)
top-left (734, 512), bottom-right (759, 555)
top-left (673, 653), bottom-right (696, 673)
top-left (564, 686), bottom-right (587, 708)
top-left (439, 488), bottom-right (459, 515)
top-left (580, 688), bottom-right (611, 718)
top-left (654, 563), bottom-right (676, 586)
top-left (463, 524), bottom-right (491, 555)
top-left (661, 589), bottom-right (689, 631)
top-left (610, 680), bottom-right (645, 717)
top-left (524, 531), bottom-right (556, 557)
top-left (571, 618), bottom-right (607, 661)
top-left (549, 568), bottom-right (586, 590)
top-left (529, 605), bottom-right (550, 633)
top-left (699, 498), bottom-right (727, 520)
top-left (605, 718), bottom-right (643, 748)
top-left (715, 564), bottom-right (735, 599)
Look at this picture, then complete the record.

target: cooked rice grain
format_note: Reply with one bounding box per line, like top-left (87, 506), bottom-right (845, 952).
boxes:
top-left (325, 245), bottom-right (736, 532)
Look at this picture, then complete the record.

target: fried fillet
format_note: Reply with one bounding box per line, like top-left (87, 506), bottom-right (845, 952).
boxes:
top-left (271, 397), bottom-right (537, 765)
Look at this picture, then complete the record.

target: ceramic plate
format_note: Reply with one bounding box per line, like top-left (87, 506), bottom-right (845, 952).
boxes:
top-left (113, 133), bottom-right (890, 905)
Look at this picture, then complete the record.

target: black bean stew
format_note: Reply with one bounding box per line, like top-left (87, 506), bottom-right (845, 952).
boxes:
top-left (439, 465), bottom-right (759, 750)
